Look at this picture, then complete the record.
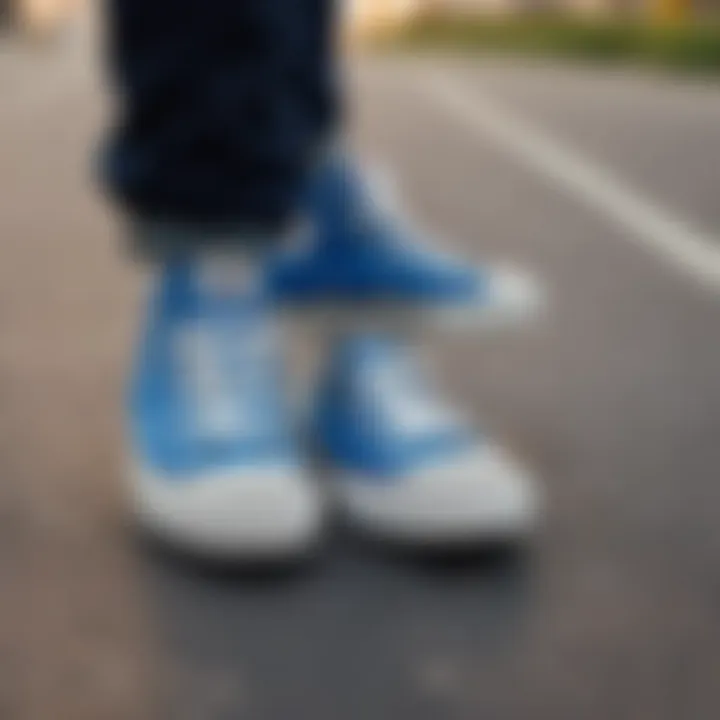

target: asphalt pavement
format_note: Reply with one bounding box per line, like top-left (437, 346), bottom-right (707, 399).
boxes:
top-left (1, 30), bottom-right (720, 720)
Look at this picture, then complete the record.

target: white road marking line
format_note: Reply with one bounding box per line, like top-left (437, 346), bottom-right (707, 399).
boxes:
top-left (419, 69), bottom-right (720, 293)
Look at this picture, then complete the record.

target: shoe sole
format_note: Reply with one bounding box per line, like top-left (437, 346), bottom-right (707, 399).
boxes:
top-left (276, 294), bottom-right (543, 336)
top-left (129, 459), bottom-right (324, 562)
top-left (330, 447), bottom-right (542, 546)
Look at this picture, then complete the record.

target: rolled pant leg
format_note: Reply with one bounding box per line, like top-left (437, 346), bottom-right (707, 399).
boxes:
top-left (102, 0), bottom-right (339, 248)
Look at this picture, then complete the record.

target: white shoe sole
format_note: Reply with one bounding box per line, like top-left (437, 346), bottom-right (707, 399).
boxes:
top-left (277, 266), bottom-right (545, 334)
top-left (130, 459), bottom-right (324, 560)
top-left (335, 445), bottom-right (541, 545)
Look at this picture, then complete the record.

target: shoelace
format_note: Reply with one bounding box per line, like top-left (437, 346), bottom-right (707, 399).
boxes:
top-left (363, 352), bottom-right (462, 438)
top-left (175, 314), bottom-right (276, 442)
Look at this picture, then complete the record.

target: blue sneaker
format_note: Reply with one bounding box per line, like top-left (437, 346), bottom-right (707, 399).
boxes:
top-left (128, 258), bottom-right (323, 559)
top-left (314, 334), bottom-right (539, 543)
top-left (268, 157), bottom-right (541, 327)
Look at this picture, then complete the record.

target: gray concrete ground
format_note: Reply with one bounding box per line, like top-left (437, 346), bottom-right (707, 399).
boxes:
top-left (1, 28), bottom-right (720, 720)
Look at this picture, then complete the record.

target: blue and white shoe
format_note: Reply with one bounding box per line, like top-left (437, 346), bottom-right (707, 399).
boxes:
top-left (128, 258), bottom-right (323, 559)
top-left (268, 157), bottom-right (541, 327)
top-left (313, 334), bottom-right (540, 543)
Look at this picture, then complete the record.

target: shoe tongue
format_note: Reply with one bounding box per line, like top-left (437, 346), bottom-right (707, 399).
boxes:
top-left (194, 254), bottom-right (262, 303)
top-left (356, 338), bottom-right (464, 439)
top-left (161, 255), bottom-right (264, 320)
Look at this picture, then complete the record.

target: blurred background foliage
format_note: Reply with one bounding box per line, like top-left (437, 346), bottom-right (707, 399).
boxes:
top-left (2, 0), bottom-right (720, 73)
top-left (351, 0), bottom-right (720, 73)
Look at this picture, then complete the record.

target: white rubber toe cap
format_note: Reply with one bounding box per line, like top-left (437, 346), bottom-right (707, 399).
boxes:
top-left (440, 265), bottom-right (545, 330)
top-left (337, 444), bottom-right (541, 543)
top-left (486, 265), bottom-right (544, 318)
top-left (132, 462), bottom-right (324, 559)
